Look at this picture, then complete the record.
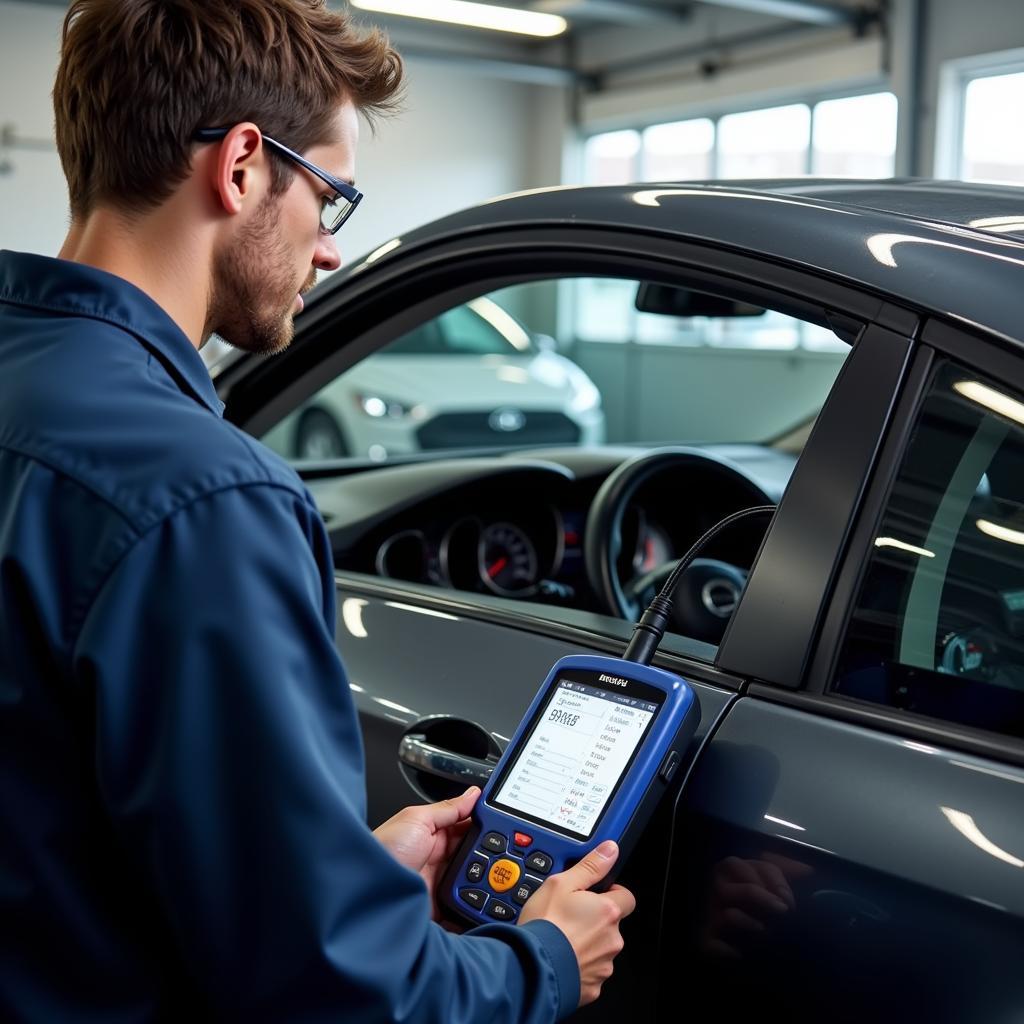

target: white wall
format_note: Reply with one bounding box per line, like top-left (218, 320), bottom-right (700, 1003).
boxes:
top-left (0, 1), bottom-right (69, 257)
top-left (0, 0), bottom-right (567, 265)
top-left (343, 60), bottom-right (566, 265)
top-left (547, 0), bottom-right (887, 135)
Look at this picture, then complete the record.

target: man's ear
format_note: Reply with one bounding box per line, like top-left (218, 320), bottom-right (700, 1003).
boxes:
top-left (208, 123), bottom-right (266, 216)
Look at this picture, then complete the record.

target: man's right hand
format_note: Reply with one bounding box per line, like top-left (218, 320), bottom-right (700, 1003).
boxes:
top-left (518, 840), bottom-right (636, 1007)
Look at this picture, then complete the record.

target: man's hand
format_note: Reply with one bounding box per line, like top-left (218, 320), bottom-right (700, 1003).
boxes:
top-left (373, 787), bottom-right (480, 920)
top-left (519, 841), bottom-right (636, 1008)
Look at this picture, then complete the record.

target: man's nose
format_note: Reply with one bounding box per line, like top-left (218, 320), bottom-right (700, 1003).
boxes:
top-left (314, 232), bottom-right (342, 272)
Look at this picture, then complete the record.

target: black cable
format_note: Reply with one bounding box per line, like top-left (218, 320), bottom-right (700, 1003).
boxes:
top-left (623, 504), bottom-right (777, 666)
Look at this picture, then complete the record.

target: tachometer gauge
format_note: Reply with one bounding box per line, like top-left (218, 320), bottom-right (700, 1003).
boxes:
top-left (479, 522), bottom-right (539, 596)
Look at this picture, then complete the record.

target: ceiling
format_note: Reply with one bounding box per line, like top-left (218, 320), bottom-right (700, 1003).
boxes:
top-left (6, 0), bottom-right (869, 30)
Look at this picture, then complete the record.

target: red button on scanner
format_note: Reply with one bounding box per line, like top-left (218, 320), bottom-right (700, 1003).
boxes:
top-left (513, 832), bottom-right (533, 848)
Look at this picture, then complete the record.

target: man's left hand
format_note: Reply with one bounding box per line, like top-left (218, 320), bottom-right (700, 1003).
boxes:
top-left (373, 786), bottom-right (480, 921)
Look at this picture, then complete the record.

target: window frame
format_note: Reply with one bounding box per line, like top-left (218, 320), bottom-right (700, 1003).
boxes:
top-left (222, 226), bottom-right (897, 679)
top-left (934, 47), bottom-right (1024, 182)
top-left (227, 227), bottom-right (883, 442)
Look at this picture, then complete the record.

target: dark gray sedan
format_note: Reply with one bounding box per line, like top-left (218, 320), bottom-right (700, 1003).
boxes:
top-left (214, 179), bottom-right (1024, 1023)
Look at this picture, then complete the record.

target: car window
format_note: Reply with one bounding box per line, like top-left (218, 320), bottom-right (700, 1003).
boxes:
top-left (834, 360), bottom-right (1024, 742)
top-left (258, 277), bottom-right (849, 463)
top-left (385, 300), bottom-right (527, 356)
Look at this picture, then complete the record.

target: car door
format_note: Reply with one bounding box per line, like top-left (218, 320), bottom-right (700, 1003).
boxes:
top-left (664, 318), bottom-right (1024, 1022)
top-left (218, 225), bottom-right (914, 1021)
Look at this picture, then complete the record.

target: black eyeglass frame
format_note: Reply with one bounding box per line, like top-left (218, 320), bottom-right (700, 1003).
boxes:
top-left (193, 127), bottom-right (362, 234)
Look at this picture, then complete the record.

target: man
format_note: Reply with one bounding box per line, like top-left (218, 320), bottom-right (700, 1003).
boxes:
top-left (0, 1), bottom-right (634, 1021)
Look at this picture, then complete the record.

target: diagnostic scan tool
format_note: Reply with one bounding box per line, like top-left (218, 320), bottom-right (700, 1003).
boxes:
top-left (440, 654), bottom-right (700, 926)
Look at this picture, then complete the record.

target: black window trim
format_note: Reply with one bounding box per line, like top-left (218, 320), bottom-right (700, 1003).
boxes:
top-left (717, 321), bottom-right (915, 688)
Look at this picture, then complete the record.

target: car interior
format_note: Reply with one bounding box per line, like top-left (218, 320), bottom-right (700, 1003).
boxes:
top-left (242, 272), bottom-right (858, 656)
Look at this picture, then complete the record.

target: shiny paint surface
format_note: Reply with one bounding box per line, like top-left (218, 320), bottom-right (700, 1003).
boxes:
top-left (344, 180), bottom-right (1024, 348)
top-left (333, 582), bottom-right (735, 827)
top-left (669, 698), bottom-right (1024, 1022)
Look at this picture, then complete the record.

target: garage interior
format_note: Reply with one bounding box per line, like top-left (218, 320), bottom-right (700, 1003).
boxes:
top-left (3, 3), bottom-right (1024, 1022)
top-left (2, 0), bottom-right (1023, 264)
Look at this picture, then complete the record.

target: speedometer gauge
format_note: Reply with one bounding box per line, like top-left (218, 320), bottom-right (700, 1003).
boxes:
top-left (479, 522), bottom-right (539, 596)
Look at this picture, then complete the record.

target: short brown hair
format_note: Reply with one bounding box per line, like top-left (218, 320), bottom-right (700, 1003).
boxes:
top-left (54, 0), bottom-right (403, 219)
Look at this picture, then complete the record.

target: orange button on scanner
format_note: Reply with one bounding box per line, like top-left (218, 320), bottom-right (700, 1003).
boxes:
top-left (488, 858), bottom-right (521, 893)
top-left (513, 832), bottom-right (533, 848)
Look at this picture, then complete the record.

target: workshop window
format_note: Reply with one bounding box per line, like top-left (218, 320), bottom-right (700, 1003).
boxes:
top-left (937, 49), bottom-right (1024, 186)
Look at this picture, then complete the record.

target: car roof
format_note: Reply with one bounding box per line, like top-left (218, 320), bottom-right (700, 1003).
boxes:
top-left (341, 178), bottom-right (1024, 349)
top-left (701, 178), bottom-right (1024, 242)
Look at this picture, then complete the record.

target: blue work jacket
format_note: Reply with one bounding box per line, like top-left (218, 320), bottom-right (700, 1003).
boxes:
top-left (0, 250), bottom-right (578, 1022)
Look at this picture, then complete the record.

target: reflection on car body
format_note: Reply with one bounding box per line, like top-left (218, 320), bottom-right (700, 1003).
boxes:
top-left (215, 179), bottom-right (1024, 1022)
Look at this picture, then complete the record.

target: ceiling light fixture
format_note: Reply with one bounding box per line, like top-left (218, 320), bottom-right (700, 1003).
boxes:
top-left (350, 0), bottom-right (568, 37)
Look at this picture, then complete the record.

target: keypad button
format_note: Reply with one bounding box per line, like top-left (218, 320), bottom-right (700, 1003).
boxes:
top-left (481, 832), bottom-right (507, 854)
top-left (512, 876), bottom-right (541, 906)
top-left (525, 850), bottom-right (553, 875)
top-left (460, 887), bottom-right (488, 910)
top-left (486, 901), bottom-right (517, 922)
top-left (513, 831), bottom-right (533, 848)
top-left (466, 858), bottom-right (487, 884)
top-left (487, 858), bottom-right (521, 893)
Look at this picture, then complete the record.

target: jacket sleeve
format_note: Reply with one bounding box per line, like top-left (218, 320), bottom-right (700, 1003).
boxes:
top-left (72, 482), bottom-right (580, 1023)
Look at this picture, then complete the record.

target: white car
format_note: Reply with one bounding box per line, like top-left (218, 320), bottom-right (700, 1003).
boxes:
top-left (260, 296), bottom-right (605, 460)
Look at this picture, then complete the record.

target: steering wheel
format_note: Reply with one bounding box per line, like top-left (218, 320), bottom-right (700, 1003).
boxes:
top-left (584, 448), bottom-right (769, 644)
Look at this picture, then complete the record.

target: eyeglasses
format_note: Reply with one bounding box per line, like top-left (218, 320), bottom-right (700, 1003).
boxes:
top-left (193, 127), bottom-right (362, 234)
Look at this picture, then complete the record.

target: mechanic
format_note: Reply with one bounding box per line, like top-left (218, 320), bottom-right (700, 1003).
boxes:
top-left (0, 2), bottom-right (635, 1021)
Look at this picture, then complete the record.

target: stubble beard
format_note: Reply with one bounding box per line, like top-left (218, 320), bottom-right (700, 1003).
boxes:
top-left (207, 195), bottom-right (314, 356)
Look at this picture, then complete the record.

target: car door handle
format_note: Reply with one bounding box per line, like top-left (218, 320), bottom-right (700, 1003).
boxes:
top-left (398, 734), bottom-right (496, 788)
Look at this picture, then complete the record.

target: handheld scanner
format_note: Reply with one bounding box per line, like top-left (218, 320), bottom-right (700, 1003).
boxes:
top-left (439, 654), bottom-right (700, 927)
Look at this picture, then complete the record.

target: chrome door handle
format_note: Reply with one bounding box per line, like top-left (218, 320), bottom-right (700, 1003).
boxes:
top-left (398, 734), bottom-right (496, 788)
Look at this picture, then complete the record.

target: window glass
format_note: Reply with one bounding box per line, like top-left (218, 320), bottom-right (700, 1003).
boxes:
top-left (259, 277), bottom-right (850, 462)
top-left (583, 130), bottom-right (641, 185)
top-left (642, 119), bottom-right (714, 181)
top-left (812, 92), bottom-right (898, 177)
top-left (834, 361), bottom-right (1024, 742)
top-left (960, 71), bottom-right (1024, 185)
top-left (718, 104), bottom-right (810, 178)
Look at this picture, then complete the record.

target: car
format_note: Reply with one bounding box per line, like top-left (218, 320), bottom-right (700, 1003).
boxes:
top-left (213, 179), bottom-right (1024, 1023)
top-left (250, 295), bottom-right (604, 460)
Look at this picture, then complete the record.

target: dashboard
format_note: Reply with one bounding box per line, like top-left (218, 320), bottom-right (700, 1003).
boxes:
top-left (307, 445), bottom-right (796, 616)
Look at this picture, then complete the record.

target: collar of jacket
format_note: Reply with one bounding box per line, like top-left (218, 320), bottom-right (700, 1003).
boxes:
top-left (0, 249), bottom-right (226, 417)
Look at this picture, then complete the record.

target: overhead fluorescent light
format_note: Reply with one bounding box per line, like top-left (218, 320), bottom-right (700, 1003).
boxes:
top-left (350, 0), bottom-right (568, 37)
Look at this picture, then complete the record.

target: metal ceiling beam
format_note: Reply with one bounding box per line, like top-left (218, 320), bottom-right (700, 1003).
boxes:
top-left (397, 47), bottom-right (582, 87)
top-left (692, 0), bottom-right (858, 26)
top-left (530, 1), bottom-right (692, 26)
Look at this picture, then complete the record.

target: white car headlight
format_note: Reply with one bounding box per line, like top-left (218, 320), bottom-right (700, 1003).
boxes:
top-left (356, 393), bottom-right (410, 419)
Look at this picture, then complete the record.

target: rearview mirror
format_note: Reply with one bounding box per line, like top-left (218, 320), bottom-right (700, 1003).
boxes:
top-left (635, 283), bottom-right (766, 318)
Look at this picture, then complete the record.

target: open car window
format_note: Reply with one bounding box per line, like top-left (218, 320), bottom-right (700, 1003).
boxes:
top-left (258, 277), bottom-right (849, 463)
